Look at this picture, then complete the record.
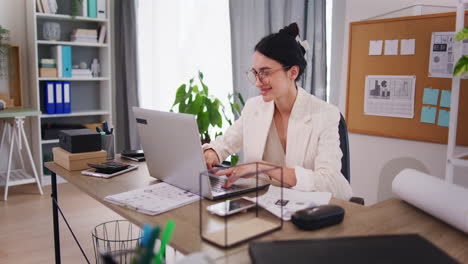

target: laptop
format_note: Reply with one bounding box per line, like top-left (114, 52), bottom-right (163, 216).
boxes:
top-left (133, 107), bottom-right (269, 200)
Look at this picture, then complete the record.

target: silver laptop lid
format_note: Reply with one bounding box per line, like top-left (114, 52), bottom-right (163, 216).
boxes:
top-left (133, 107), bottom-right (213, 199)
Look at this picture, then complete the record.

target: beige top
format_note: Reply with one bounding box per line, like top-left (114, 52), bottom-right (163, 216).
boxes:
top-left (263, 120), bottom-right (286, 167)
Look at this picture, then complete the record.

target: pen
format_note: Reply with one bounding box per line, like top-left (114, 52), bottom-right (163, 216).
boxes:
top-left (96, 126), bottom-right (102, 133)
top-left (154, 220), bottom-right (175, 264)
top-left (103, 121), bottom-right (109, 134)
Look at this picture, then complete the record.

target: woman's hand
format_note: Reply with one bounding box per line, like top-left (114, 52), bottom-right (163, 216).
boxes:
top-left (215, 163), bottom-right (260, 188)
top-left (204, 149), bottom-right (220, 169)
top-left (216, 162), bottom-right (296, 188)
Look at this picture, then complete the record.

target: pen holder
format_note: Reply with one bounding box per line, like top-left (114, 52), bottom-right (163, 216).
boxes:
top-left (101, 134), bottom-right (115, 160)
top-left (93, 220), bottom-right (142, 264)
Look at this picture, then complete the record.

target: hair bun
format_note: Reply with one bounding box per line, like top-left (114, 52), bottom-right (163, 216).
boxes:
top-left (279, 22), bottom-right (300, 38)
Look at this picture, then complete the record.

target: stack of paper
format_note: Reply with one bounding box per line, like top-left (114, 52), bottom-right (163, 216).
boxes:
top-left (71, 29), bottom-right (98, 43)
top-left (72, 69), bottom-right (92, 78)
top-left (104, 182), bottom-right (199, 216)
top-left (244, 186), bottom-right (332, 221)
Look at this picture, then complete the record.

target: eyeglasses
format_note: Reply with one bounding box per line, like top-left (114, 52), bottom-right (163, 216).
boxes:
top-left (245, 66), bottom-right (289, 85)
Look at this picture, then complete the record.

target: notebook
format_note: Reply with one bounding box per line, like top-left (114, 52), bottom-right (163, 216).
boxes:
top-left (104, 182), bottom-right (199, 215)
top-left (249, 234), bottom-right (457, 264)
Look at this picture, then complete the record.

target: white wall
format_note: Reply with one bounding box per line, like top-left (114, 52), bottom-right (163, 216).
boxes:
top-left (331, 0), bottom-right (468, 205)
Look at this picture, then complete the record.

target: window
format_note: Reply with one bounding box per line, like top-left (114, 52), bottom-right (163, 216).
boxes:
top-left (326, 0), bottom-right (333, 102)
top-left (137, 0), bottom-right (233, 114)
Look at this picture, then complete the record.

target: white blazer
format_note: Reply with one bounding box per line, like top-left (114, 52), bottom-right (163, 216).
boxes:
top-left (203, 87), bottom-right (353, 200)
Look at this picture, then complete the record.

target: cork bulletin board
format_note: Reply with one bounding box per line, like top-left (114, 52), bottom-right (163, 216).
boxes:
top-left (346, 12), bottom-right (468, 145)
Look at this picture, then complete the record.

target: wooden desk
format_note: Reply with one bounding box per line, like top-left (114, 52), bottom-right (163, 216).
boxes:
top-left (45, 160), bottom-right (468, 263)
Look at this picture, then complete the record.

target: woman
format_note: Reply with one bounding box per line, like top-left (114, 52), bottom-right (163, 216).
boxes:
top-left (203, 23), bottom-right (353, 200)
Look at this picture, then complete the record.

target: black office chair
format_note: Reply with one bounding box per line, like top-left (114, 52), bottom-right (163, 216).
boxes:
top-left (339, 113), bottom-right (364, 205)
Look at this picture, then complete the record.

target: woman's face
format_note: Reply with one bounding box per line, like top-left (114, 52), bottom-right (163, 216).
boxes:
top-left (251, 51), bottom-right (295, 102)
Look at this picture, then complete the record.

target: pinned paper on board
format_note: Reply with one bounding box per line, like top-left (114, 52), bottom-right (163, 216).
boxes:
top-left (437, 109), bottom-right (450, 127)
top-left (369, 40), bottom-right (383, 55)
top-left (420, 106), bottom-right (437, 124)
top-left (401, 39), bottom-right (416, 55)
top-left (364, 75), bottom-right (415, 118)
top-left (384, 40), bottom-right (399, 55)
top-left (422, 88), bottom-right (439, 105)
top-left (440, 90), bottom-right (451, 108)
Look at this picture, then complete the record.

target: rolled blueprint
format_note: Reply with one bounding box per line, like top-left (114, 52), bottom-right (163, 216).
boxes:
top-left (392, 169), bottom-right (468, 234)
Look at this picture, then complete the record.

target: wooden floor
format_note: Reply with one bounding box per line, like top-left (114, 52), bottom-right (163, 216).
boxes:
top-left (0, 183), bottom-right (124, 263)
top-left (0, 183), bottom-right (183, 264)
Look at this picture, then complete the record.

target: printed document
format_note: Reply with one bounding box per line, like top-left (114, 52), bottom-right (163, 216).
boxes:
top-left (104, 182), bottom-right (199, 216)
top-left (364, 75), bottom-right (415, 118)
top-left (244, 186), bottom-right (331, 221)
top-left (429, 32), bottom-right (468, 78)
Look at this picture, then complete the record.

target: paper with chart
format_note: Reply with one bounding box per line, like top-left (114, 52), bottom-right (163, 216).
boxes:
top-left (364, 75), bottom-right (415, 118)
top-left (244, 186), bottom-right (331, 221)
top-left (104, 182), bottom-right (199, 216)
top-left (429, 32), bottom-right (468, 78)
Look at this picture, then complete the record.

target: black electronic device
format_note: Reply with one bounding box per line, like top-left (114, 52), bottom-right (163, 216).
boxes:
top-left (87, 161), bottom-right (130, 174)
top-left (291, 205), bottom-right (344, 230)
top-left (121, 149), bottom-right (145, 157)
top-left (59, 129), bottom-right (101, 153)
top-left (121, 155), bottom-right (146, 162)
top-left (249, 234), bottom-right (457, 264)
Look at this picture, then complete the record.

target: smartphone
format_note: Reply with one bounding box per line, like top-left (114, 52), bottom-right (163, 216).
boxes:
top-left (206, 198), bottom-right (256, 216)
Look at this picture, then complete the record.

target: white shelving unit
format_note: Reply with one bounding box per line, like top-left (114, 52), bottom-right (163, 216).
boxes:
top-left (446, 0), bottom-right (468, 183)
top-left (26, 0), bottom-right (113, 184)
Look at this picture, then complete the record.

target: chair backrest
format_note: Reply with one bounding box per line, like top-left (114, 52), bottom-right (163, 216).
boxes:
top-left (338, 113), bottom-right (350, 183)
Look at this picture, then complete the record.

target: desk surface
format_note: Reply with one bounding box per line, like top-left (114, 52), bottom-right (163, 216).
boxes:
top-left (0, 108), bottom-right (39, 118)
top-left (45, 160), bottom-right (468, 263)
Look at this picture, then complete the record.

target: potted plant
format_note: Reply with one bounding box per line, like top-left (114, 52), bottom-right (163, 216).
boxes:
top-left (170, 71), bottom-right (244, 164)
top-left (0, 25), bottom-right (10, 78)
top-left (453, 27), bottom-right (468, 76)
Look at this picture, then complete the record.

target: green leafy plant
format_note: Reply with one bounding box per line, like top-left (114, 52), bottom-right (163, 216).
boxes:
top-left (170, 71), bottom-right (245, 165)
top-left (0, 25), bottom-right (10, 56)
top-left (453, 27), bottom-right (468, 76)
top-left (171, 71), bottom-right (224, 144)
top-left (71, 0), bottom-right (82, 18)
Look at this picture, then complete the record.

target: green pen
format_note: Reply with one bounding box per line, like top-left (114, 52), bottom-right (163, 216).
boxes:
top-left (154, 220), bottom-right (176, 264)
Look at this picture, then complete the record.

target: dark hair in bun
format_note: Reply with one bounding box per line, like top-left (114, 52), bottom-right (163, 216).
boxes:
top-left (254, 22), bottom-right (307, 80)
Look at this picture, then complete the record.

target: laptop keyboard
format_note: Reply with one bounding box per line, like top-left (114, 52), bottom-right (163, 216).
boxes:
top-left (210, 177), bottom-right (242, 192)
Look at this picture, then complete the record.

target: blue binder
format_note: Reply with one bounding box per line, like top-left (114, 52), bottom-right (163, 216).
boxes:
top-left (44, 82), bottom-right (55, 114)
top-left (62, 46), bottom-right (72, 78)
top-left (88, 0), bottom-right (97, 18)
top-left (63, 81), bottom-right (71, 113)
top-left (55, 82), bottom-right (64, 114)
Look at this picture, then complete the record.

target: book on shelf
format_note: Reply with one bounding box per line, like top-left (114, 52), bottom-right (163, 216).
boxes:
top-left (48, 0), bottom-right (58, 14)
top-left (88, 0), bottom-right (97, 18)
top-left (98, 25), bottom-right (107, 43)
top-left (36, 0), bottom-right (44, 12)
top-left (41, 0), bottom-right (50, 13)
top-left (97, 0), bottom-right (107, 19)
top-left (72, 69), bottom-right (92, 78)
top-left (38, 0), bottom-right (57, 13)
top-left (71, 29), bottom-right (98, 43)
top-left (52, 45), bottom-right (72, 78)
top-left (80, 0), bottom-right (88, 17)
top-left (71, 36), bottom-right (98, 43)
